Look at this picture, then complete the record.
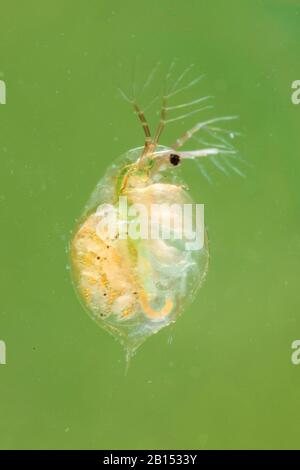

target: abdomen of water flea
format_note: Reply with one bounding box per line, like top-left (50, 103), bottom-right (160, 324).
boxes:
top-left (71, 182), bottom-right (202, 324)
top-left (71, 212), bottom-right (176, 323)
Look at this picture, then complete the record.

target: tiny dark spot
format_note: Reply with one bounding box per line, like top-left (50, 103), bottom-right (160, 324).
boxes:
top-left (103, 293), bottom-right (107, 296)
top-left (170, 154), bottom-right (180, 166)
top-left (97, 256), bottom-right (100, 260)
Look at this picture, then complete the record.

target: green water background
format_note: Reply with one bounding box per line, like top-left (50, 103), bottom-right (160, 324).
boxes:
top-left (1, 0), bottom-right (300, 450)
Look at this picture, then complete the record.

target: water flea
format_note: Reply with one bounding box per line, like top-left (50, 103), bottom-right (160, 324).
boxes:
top-left (70, 64), bottom-right (242, 369)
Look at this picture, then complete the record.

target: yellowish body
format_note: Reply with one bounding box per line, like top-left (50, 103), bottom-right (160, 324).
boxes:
top-left (70, 66), bottom-right (237, 357)
top-left (71, 148), bottom-right (209, 353)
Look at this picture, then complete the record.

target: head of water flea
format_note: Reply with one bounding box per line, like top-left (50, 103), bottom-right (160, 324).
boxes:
top-left (117, 64), bottom-right (242, 193)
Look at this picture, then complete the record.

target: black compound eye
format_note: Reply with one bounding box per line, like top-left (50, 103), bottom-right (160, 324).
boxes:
top-left (169, 154), bottom-right (180, 166)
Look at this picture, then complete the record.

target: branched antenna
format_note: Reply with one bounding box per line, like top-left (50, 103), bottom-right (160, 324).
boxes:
top-left (119, 63), bottom-right (242, 177)
top-left (118, 87), bottom-right (153, 155)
